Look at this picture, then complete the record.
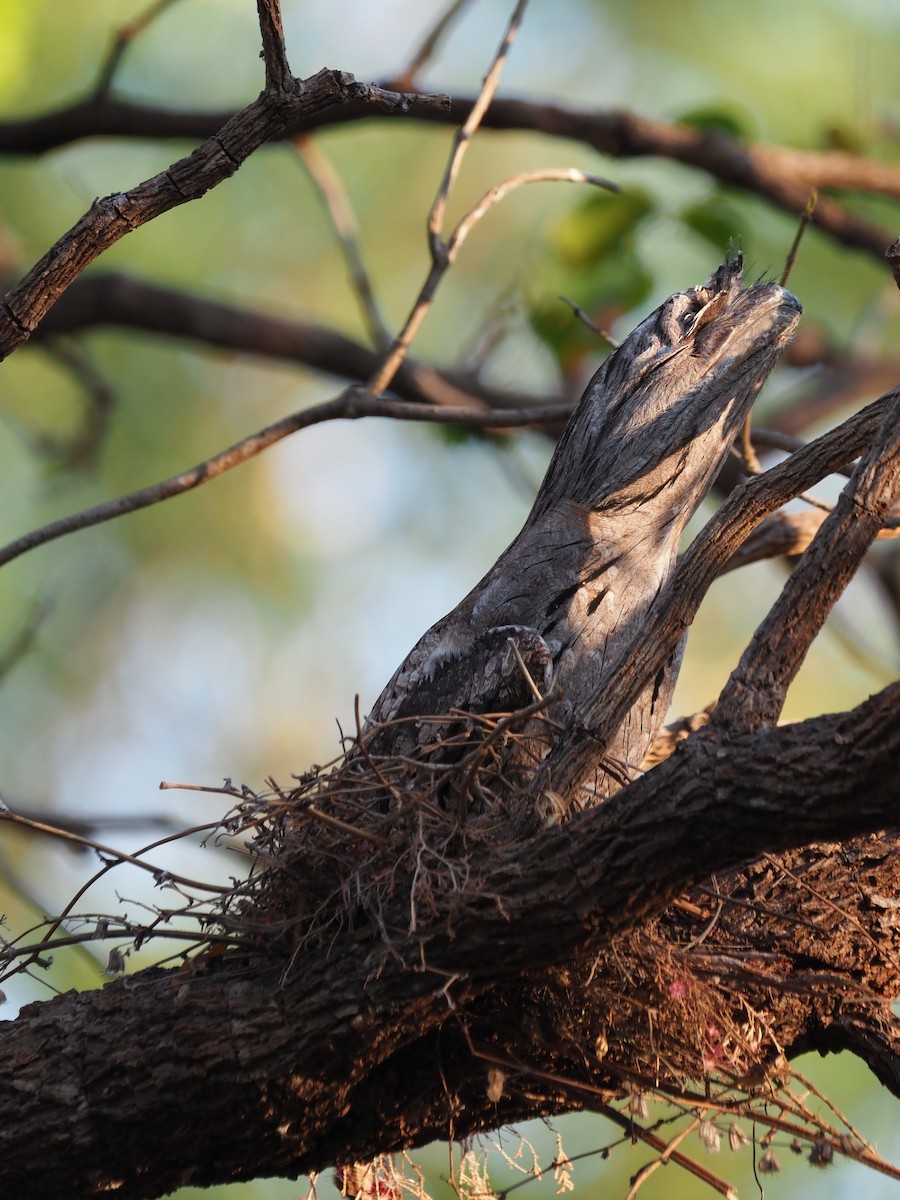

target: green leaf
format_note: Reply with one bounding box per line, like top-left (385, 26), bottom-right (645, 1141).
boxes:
top-left (551, 189), bottom-right (654, 268)
top-left (529, 252), bottom-right (653, 366)
top-left (680, 194), bottom-right (747, 253)
top-left (677, 104), bottom-right (754, 140)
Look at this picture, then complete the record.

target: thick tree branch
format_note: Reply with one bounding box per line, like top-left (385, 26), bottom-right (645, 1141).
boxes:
top-left (715, 395), bottom-right (900, 730)
top-left (0, 71), bottom-right (447, 361)
top-left (2, 92), bottom-right (895, 259)
top-left (0, 685), bottom-right (897, 1200)
top-left (30, 271), bottom-right (565, 420)
top-left (542, 390), bottom-right (897, 797)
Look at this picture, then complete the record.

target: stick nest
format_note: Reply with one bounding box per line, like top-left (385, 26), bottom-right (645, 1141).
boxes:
top-left (216, 705), bottom-right (556, 957)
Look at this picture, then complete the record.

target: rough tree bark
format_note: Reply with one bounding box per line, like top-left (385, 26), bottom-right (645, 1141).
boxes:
top-left (0, 691), bottom-right (897, 1199)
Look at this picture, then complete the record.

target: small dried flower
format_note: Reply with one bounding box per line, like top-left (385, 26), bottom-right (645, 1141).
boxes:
top-left (486, 1068), bottom-right (505, 1103)
top-left (595, 1031), bottom-right (609, 1060)
top-left (758, 1149), bottom-right (781, 1174)
top-left (105, 947), bottom-right (126, 976)
top-left (789, 1137), bottom-right (804, 1155)
top-left (629, 1092), bottom-right (649, 1121)
top-left (727, 1123), bottom-right (750, 1152)
top-left (699, 1119), bottom-right (721, 1153)
top-left (553, 1133), bottom-right (574, 1194)
top-left (809, 1141), bottom-right (834, 1168)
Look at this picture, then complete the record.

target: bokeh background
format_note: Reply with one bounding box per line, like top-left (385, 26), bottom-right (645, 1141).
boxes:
top-left (1, 1), bottom-right (899, 1196)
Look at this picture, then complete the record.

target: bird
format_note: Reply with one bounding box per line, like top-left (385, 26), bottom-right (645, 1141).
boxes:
top-left (364, 256), bottom-right (802, 811)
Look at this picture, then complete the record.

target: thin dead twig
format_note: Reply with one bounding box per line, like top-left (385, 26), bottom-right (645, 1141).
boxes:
top-left (740, 189), bottom-right (818, 476)
top-left (395, 0), bottom-right (476, 91)
top-left (93, 0), bottom-right (184, 98)
top-left (257, 0), bottom-right (292, 95)
top-left (368, 166), bottom-right (616, 398)
top-left (293, 135), bottom-right (390, 349)
top-left (0, 808), bottom-right (228, 984)
top-left (428, 0), bottom-right (528, 252)
top-left (31, 340), bottom-right (115, 467)
top-left (369, 0), bottom-right (529, 398)
top-left (0, 394), bottom-right (573, 569)
top-left (780, 189), bottom-right (818, 288)
top-left (624, 1116), bottom-right (705, 1200)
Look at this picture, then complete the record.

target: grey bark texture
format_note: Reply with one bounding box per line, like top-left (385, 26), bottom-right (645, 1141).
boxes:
top-left (368, 256), bottom-right (801, 803)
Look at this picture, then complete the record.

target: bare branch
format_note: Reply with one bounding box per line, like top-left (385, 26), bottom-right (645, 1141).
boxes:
top-left (722, 505), bottom-right (900, 573)
top-left (256, 0), bottom-right (292, 95)
top-left (0, 73), bottom-right (448, 361)
top-left (542, 392), bottom-right (897, 796)
top-left (92, 0), bottom-right (184, 98)
top-left (714, 396), bottom-right (900, 731)
top-left (0, 393), bottom-right (574, 569)
top-left (29, 271), bottom-right (566, 422)
top-left (368, 168), bottom-right (616, 398)
top-left (395, 0), bottom-right (476, 90)
top-left (368, 0), bottom-right (537, 400)
top-left (293, 135), bottom-right (390, 348)
top-left (428, 0), bottom-right (528, 250)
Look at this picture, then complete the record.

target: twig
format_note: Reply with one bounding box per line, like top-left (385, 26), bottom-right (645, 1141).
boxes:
top-left (734, 189), bottom-right (820, 474)
top-left (395, 0), bottom-right (475, 90)
top-left (159, 781), bottom-right (242, 796)
top-left (0, 70), bottom-right (448, 361)
top-left (257, 0), bottom-right (292, 95)
top-left (0, 809), bottom-right (228, 983)
top-left (32, 340), bottom-right (115, 467)
top-left (0, 809), bottom-right (227, 894)
top-left (557, 295), bottom-right (618, 347)
top-left (93, 0), bottom-right (184, 98)
top-left (428, 0), bottom-right (528, 253)
top-left (624, 1116), bottom-right (705, 1200)
top-left (463, 1034), bottom-right (739, 1197)
top-left (739, 414), bottom-right (762, 475)
top-left (595, 1105), bottom-right (736, 1198)
top-left (0, 393), bottom-right (574, 568)
top-left (31, 270), bottom-right (568, 423)
top-left (2, 88), bottom-right (897, 262)
top-left (369, 167), bottom-right (617, 398)
top-left (293, 134), bottom-right (390, 348)
top-left (368, 0), bottom-right (531, 398)
top-left (780, 188), bottom-right (818, 287)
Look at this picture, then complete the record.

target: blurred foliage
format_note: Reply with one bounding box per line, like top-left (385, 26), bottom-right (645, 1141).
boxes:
top-left (528, 189), bottom-right (653, 370)
top-left (1, 0), bottom-right (900, 1196)
top-left (675, 104), bottom-right (756, 140)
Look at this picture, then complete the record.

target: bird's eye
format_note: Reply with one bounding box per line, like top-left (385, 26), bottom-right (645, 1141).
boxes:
top-left (680, 301), bottom-right (706, 336)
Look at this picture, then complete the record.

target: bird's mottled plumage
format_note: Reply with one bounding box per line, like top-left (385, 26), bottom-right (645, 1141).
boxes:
top-left (367, 258), bottom-right (801, 802)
